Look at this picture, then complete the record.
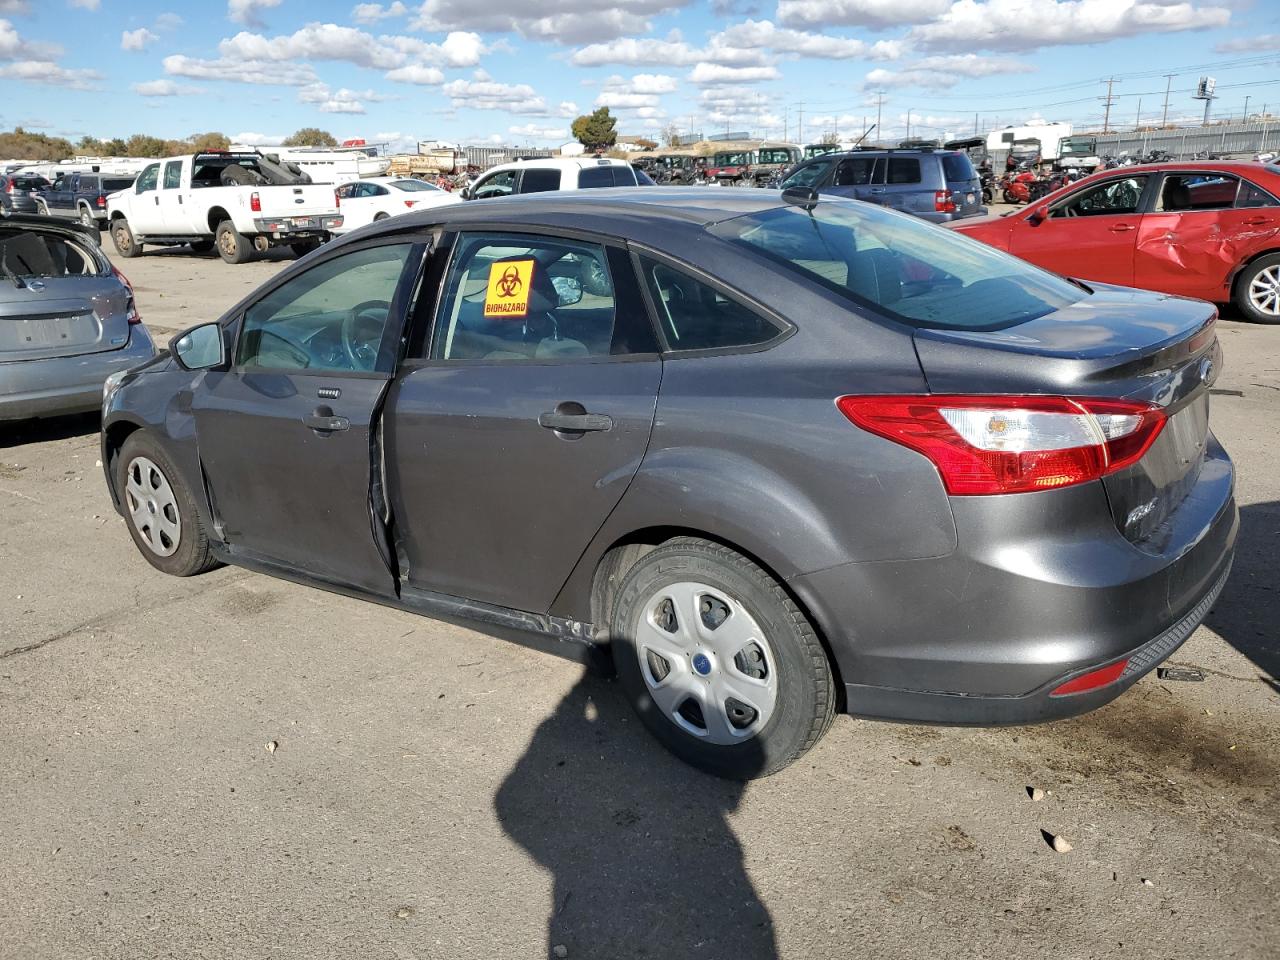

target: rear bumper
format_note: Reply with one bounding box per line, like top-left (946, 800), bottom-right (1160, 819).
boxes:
top-left (252, 215), bottom-right (343, 237)
top-left (916, 207), bottom-right (988, 224)
top-left (0, 326), bottom-right (157, 421)
top-left (789, 435), bottom-right (1237, 724)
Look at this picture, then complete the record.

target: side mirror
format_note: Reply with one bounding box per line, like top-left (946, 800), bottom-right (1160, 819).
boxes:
top-left (460, 186), bottom-right (473, 200)
top-left (552, 276), bottom-right (584, 307)
top-left (1027, 205), bottom-right (1048, 225)
top-left (171, 322), bottom-right (225, 371)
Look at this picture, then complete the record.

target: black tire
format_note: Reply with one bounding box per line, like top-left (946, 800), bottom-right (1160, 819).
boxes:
top-left (610, 537), bottom-right (836, 779)
top-left (111, 218), bottom-right (142, 258)
top-left (1233, 252), bottom-right (1280, 324)
top-left (34, 198), bottom-right (49, 217)
top-left (290, 239), bottom-right (321, 258)
top-left (117, 431), bottom-right (220, 578)
top-left (215, 220), bottom-right (253, 264)
top-left (77, 205), bottom-right (97, 229)
top-left (189, 239), bottom-right (215, 254)
top-left (1002, 189), bottom-right (1017, 204)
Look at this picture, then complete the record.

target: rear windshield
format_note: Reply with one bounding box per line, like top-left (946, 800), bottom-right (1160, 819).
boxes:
top-left (11, 176), bottom-right (50, 190)
top-left (391, 179), bottom-right (442, 192)
top-left (941, 153), bottom-right (975, 183)
top-left (0, 227), bottom-right (101, 279)
top-left (577, 165), bottom-right (636, 188)
top-left (713, 200), bottom-right (1084, 331)
top-left (102, 177), bottom-right (136, 192)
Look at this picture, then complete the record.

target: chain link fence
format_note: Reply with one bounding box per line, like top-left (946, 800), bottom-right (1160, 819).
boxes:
top-left (1090, 121), bottom-right (1279, 159)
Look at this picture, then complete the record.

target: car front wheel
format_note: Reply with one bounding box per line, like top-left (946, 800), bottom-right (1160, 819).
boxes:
top-left (610, 537), bottom-right (836, 779)
top-left (1235, 253), bottom-right (1280, 324)
top-left (117, 432), bottom-right (220, 577)
top-left (111, 218), bottom-right (142, 258)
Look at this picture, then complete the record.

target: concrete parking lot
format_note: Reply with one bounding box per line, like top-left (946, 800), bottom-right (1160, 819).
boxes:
top-left (1, 240), bottom-right (1277, 960)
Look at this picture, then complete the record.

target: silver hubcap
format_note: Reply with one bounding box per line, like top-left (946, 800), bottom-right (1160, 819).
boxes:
top-left (635, 581), bottom-right (778, 745)
top-left (124, 456), bottom-right (181, 557)
top-left (80, 209), bottom-right (93, 226)
top-left (1249, 265), bottom-right (1280, 316)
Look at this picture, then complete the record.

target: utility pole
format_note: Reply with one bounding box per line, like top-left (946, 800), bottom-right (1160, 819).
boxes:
top-left (783, 105), bottom-right (788, 142)
top-left (874, 91), bottom-right (884, 143)
top-left (906, 108), bottom-right (913, 142)
top-left (1244, 95), bottom-right (1251, 122)
top-left (797, 101), bottom-right (804, 145)
top-left (1102, 77), bottom-right (1118, 133)
top-left (974, 112), bottom-right (979, 136)
top-left (1161, 74), bottom-right (1174, 127)
top-left (1136, 98), bottom-right (1142, 130)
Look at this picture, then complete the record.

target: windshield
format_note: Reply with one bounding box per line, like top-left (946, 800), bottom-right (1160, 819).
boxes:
top-left (392, 179), bottom-right (442, 192)
top-left (758, 149), bottom-right (794, 164)
top-left (713, 200), bottom-right (1085, 331)
top-left (715, 152), bottom-right (750, 165)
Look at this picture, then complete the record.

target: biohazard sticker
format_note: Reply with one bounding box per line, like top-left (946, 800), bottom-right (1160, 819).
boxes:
top-left (484, 259), bottom-right (534, 318)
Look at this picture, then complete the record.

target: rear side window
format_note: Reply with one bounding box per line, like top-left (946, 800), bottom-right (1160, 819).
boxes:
top-left (941, 154), bottom-right (975, 183)
top-left (1238, 180), bottom-right (1279, 208)
top-left (638, 257), bottom-right (783, 352)
top-left (834, 157), bottom-right (880, 186)
top-left (577, 165), bottom-right (633, 188)
top-left (163, 161), bottom-right (182, 189)
top-left (886, 158), bottom-right (921, 184)
top-left (78, 176), bottom-right (98, 191)
top-left (518, 168), bottom-right (561, 194)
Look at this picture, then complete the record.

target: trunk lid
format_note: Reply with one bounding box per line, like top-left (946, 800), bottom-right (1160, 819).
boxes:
top-left (0, 225), bottom-right (130, 361)
top-left (912, 285), bottom-right (1220, 550)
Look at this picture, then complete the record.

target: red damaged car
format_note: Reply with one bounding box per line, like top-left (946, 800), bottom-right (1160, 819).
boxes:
top-left (950, 161), bottom-right (1280, 323)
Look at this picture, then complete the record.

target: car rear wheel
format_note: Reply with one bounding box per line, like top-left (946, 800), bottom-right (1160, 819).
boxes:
top-left (111, 218), bottom-right (142, 258)
top-left (34, 198), bottom-right (49, 217)
top-left (1235, 253), bottom-right (1280, 324)
top-left (215, 220), bottom-right (253, 264)
top-left (610, 537), bottom-right (836, 779)
top-left (373, 212), bottom-right (390, 221)
top-left (78, 206), bottom-right (97, 228)
top-left (117, 432), bottom-right (219, 577)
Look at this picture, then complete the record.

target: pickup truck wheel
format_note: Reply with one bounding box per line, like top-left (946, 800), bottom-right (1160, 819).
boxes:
top-left (111, 219), bottom-right (142, 258)
top-left (189, 240), bottom-right (215, 254)
top-left (373, 212), bottom-right (391, 221)
top-left (215, 220), bottom-right (253, 264)
top-left (610, 537), bottom-right (837, 779)
top-left (78, 206), bottom-right (97, 228)
top-left (34, 198), bottom-right (49, 217)
top-left (1235, 253), bottom-right (1280, 325)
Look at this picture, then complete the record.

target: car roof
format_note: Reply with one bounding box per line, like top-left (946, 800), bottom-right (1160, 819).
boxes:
top-left (0, 213), bottom-right (100, 239)
top-left (484, 157), bottom-right (631, 173)
top-left (354, 186), bottom-right (791, 240)
top-left (1100, 160), bottom-right (1276, 173)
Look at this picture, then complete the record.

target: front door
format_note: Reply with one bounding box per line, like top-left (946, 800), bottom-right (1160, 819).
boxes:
top-left (192, 240), bottom-right (424, 594)
top-left (128, 163), bottom-right (163, 234)
top-left (385, 231), bottom-right (662, 613)
top-left (1010, 174), bottom-right (1151, 287)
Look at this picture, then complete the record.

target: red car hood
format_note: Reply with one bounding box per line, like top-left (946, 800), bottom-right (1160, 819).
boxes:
top-left (945, 211), bottom-right (1015, 250)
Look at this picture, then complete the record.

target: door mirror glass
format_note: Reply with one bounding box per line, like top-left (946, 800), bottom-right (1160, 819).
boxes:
top-left (172, 322), bottom-right (225, 370)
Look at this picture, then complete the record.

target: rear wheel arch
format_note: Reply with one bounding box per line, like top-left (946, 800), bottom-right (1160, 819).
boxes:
top-left (206, 207), bottom-right (232, 233)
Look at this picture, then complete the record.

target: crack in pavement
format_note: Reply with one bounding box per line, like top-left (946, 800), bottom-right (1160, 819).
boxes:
top-left (0, 569), bottom-right (253, 661)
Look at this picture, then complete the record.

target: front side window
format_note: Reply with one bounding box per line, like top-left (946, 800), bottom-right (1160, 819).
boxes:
top-left (1051, 176), bottom-right (1147, 217)
top-left (715, 201), bottom-right (1085, 331)
top-left (638, 257), bottom-right (783, 352)
top-left (472, 170), bottom-right (516, 199)
top-left (162, 161), bottom-right (182, 190)
top-left (238, 244), bottom-right (413, 373)
top-left (780, 160), bottom-right (833, 188)
top-left (135, 164), bottom-right (159, 194)
top-left (432, 233), bottom-right (652, 361)
top-left (519, 168), bottom-right (562, 193)
top-left (834, 157), bottom-right (880, 187)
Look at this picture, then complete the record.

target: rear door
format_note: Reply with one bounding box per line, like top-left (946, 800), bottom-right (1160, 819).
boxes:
top-left (191, 240), bottom-right (425, 594)
top-left (157, 159), bottom-right (190, 234)
top-left (0, 223), bottom-right (131, 361)
top-left (823, 156), bottom-right (884, 203)
top-left (1136, 172), bottom-right (1280, 300)
top-left (882, 156), bottom-right (929, 216)
top-left (385, 230), bottom-right (662, 613)
top-left (1009, 173), bottom-right (1152, 287)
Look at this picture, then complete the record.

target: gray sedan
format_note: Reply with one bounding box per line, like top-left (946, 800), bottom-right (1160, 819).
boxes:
top-left (99, 188), bottom-right (1236, 778)
top-left (1, 216), bottom-right (156, 421)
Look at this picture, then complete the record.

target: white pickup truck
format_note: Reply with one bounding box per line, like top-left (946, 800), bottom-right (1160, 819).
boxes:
top-left (106, 152), bottom-right (343, 264)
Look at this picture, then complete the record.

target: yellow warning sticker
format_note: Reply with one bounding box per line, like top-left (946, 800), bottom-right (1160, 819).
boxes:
top-left (483, 259), bottom-right (535, 318)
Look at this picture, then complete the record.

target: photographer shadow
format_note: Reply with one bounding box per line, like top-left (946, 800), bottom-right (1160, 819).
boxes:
top-left (495, 672), bottom-right (777, 960)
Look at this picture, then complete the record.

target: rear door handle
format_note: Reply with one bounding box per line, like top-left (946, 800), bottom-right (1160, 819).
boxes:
top-left (1108, 223), bottom-right (1135, 233)
top-left (303, 412), bottom-right (349, 432)
top-left (1243, 216), bottom-right (1274, 226)
top-left (538, 411), bottom-right (613, 433)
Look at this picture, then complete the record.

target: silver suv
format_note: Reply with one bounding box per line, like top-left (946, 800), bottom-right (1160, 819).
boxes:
top-left (779, 148), bottom-right (985, 222)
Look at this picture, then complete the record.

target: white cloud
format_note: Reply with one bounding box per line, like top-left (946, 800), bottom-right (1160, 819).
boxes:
top-left (132, 78), bottom-right (203, 96)
top-left (865, 53), bottom-right (1033, 88)
top-left (352, 1), bottom-right (408, 23)
top-left (595, 91), bottom-right (661, 109)
top-left (121, 28), bottom-right (158, 51)
top-left (69, 0), bottom-right (100, 9)
top-left (228, 0), bottom-right (282, 26)
top-left (601, 72), bottom-right (678, 94)
top-left (689, 62), bottom-right (780, 84)
top-left (385, 63), bottom-right (444, 84)
top-left (0, 59), bottom-right (99, 89)
top-left (155, 12), bottom-right (184, 30)
top-left (910, 0), bottom-right (1232, 52)
top-left (216, 24), bottom-right (488, 72)
top-left (374, 130), bottom-right (419, 152)
top-left (299, 82), bottom-right (394, 114)
top-left (570, 33), bottom-right (766, 67)
top-left (777, 0), bottom-right (951, 28)
top-left (441, 77), bottom-right (577, 117)
top-left (509, 123), bottom-right (569, 140)
top-left (232, 131), bottom-right (286, 146)
top-left (0, 0), bottom-right (28, 12)
top-left (0, 18), bottom-right (62, 60)
top-left (715, 19), bottom-right (905, 59)
top-left (410, 0), bottom-right (689, 44)
top-left (1214, 33), bottom-right (1279, 53)
top-left (163, 53), bottom-right (321, 86)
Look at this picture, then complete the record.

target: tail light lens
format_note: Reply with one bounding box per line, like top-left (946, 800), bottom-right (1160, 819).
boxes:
top-left (250, 191), bottom-right (261, 213)
top-left (837, 395), bottom-right (1166, 495)
top-left (110, 265), bottom-right (142, 325)
top-left (96, 195), bottom-right (106, 207)
top-left (334, 189), bottom-right (341, 208)
top-left (934, 190), bottom-right (956, 213)
top-left (1050, 659), bottom-right (1129, 696)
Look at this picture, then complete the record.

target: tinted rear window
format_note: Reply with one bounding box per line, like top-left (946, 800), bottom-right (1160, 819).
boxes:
top-left (102, 178), bottom-right (137, 192)
top-left (577, 165), bottom-right (634, 188)
top-left (941, 154), bottom-right (975, 183)
top-left (12, 177), bottom-right (49, 190)
top-left (519, 168), bottom-right (562, 193)
top-left (713, 201), bottom-right (1084, 331)
top-left (0, 227), bottom-right (101, 278)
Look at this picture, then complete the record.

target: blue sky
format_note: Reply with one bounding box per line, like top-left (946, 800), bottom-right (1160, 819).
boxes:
top-left (1, 0), bottom-right (1278, 150)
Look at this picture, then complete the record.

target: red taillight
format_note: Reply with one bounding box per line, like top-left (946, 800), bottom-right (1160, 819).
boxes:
top-left (404, 200), bottom-right (415, 208)
top-left (1050, 659), bottom-right (1128, 696)
top-left (934, 190), bottom-right (956, 213)
top-left (96, 195), bottom-right (106, 207)
top-left (250, 192), bottom-right (261, 213)
top-left (110, 265), bottom-right (142, 325)
top-left (837, 395), bottom-right (1167, 495)
top-left (334, 190), bottom-right (341, 208)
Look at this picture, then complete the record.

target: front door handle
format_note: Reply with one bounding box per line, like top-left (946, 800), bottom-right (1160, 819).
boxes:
top-left (1108, 223), bottom-right (1135, 233)
top-left (303, 409), bottom-right (349, 432)
top-left (538, 411), bottom-right (613, 433)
